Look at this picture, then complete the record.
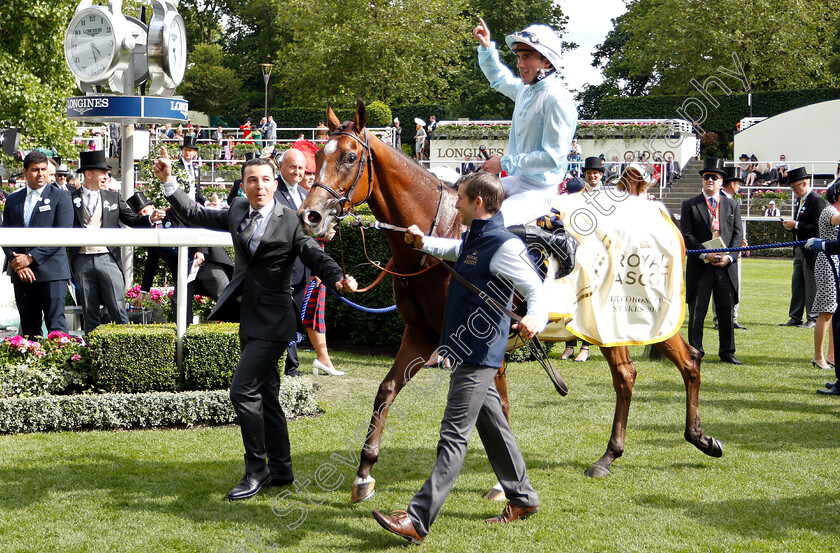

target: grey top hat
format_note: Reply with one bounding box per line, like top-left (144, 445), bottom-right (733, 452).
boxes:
top-left (55, 163), bottom-right (70, 175)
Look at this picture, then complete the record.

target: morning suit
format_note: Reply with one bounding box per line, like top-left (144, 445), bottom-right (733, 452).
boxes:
top-left (69, 188), bottom-right (151, 334)
top-left (165, 188), bottom-right (344, 477)
top-left (680, 193), bottom-right (743, 358)
top-left (2, 184), bottom-right (73, 336)
top-left (275, 176), bottom-right (310, 374)
top-left (787, 190), bottom-right (827, 324)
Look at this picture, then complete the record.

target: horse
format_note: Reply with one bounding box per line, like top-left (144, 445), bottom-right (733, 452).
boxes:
top-left (300, 100), bottom-right (722, 503)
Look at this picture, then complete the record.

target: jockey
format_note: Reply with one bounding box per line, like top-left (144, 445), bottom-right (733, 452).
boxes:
top-left (473, 18), bottom-right (577, 226)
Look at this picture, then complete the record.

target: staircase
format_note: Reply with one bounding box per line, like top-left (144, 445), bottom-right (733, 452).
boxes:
top-left (658, 159), bottom-right (705, 217)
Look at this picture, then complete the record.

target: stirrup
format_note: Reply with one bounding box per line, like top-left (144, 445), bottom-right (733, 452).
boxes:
top-left (508, 224), bottom-right (577, 279)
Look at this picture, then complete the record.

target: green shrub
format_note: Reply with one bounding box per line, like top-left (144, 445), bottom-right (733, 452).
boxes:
top-left (324, 222), bottom-right (405, 346)
top-left (746, 221), bottom-right (794, 258)
top-left (183, 323), bottom-right (240, 390)
top-left (365, 101), bottom-right (392, 127)
top-left (88, 324), bottom-right (178, 393)
top-left (0, 379), bottom-right (320, 434)
top-left (600, 87), bottom-right (840, 133)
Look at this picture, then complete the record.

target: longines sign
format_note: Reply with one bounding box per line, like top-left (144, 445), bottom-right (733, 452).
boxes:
top-left (430, 139), bottom-right (507, 164)
top-left (66, 95), bottom-right (189, 123)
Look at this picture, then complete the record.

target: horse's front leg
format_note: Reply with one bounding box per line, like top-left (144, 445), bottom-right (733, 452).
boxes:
top-left (655, 333), bottom-right (723, 458)
top-left (352, 327), bottom-right (438, 503)
top-left (586, 346), bottom-right (636, 477)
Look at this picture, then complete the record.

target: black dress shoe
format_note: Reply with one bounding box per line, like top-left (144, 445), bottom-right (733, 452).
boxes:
top-left (798, 320), bottom-right (816, 329)
top-left (264, 475), bottom-right (294, 488)
top-left (284, 369), bottom-right (303, 378)
top-left (228, 469), bottom-right (272, 500)
top-left (817, 386), bottom-right (840, 396)
top-left (779, 320), bottom-right (801, 326)
top-left (733, 322), bottom-right (748, 330)
top-left (719, 355), bottom-right (743, 365)
top-left (825, 381), bottom-right (837, 389)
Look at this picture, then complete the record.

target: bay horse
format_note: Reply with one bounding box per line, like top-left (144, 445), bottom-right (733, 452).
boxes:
top-left (300, 100), bottom-right (722, 503)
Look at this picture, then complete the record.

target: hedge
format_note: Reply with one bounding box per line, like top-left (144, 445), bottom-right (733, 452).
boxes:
top-left (0, 380), bottom-right (319, 434)
top-left (324, 211), bottom-right (406, 346)
top-left (88, 324), bottom-right (178, 393)
top-left (600, 88), bottom-right (840, 133)
top-left (183, 323), bottom-right (241, 390)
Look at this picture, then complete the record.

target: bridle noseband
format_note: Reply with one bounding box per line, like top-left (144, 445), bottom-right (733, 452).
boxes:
top-left (310, 127), bottom-right (374, 221)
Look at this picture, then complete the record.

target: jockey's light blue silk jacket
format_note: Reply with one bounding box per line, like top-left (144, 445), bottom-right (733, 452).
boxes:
top-left (478, 42), bottom-right (578, 190)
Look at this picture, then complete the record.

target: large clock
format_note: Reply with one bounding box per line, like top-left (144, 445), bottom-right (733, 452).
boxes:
top-left (64, 0), bottom-right (135, 93)
top-left (147, 0), bottom-right (188, 96)
top-left (64, 6), bottom-right (121, 83)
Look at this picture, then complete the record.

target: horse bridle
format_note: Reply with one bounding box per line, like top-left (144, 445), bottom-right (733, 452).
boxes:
top-left (310, 127), bottom-right (374, 220)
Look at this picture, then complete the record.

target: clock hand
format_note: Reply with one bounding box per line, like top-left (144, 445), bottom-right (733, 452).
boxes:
top-left (91, 44), bottom-right (101, 62)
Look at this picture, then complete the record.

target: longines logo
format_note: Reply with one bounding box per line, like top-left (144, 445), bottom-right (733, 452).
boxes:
top-left (68, 97), bottom-right (109, 115)
top-left (170, 100), bottom-right (189, 118)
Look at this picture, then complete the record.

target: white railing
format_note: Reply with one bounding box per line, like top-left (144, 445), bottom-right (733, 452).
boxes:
top-left (738, 117), bottom-right (767, 130)
top-left (1, 227), bottom-right (231, 367)
top-left (439, 118), bottom-right (696, 134)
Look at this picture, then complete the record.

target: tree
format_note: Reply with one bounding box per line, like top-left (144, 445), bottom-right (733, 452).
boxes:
top-left (179, 44), bottom-right (242, 116)
top-left (268, 0), bottom-right (471, 109)
top-left (0, 0), bottom-right (78, 164)
top-left (595, 0), bottom-right (840, 98)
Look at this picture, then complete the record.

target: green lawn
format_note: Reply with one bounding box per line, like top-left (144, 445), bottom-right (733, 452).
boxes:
top-left (2, 258), bottom-right (839, 552)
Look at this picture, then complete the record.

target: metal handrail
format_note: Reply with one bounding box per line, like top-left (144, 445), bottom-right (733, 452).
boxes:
top-left (1, 227), bottom-right (231, 368)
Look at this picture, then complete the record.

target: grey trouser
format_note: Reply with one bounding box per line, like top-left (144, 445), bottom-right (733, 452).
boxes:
top-left (406, 364), bottom-right (538, 537)
top-left (72, 253), bottom-right (128, 334)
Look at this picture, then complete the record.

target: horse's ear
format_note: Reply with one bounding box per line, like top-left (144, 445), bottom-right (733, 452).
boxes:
top-left (354, 99), bottom-right (367, 133)
top-left (327, 103), bottom-right (340, 133)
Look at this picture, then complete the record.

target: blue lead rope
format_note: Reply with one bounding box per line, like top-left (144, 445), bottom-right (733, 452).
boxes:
top-left (326, 286), bottom-right (398, 313)
top-left (685, 240), bottom-right (806, 255)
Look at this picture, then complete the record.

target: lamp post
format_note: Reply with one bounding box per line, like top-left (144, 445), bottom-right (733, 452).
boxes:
top-left (260, 63), bottom-right (274, 120)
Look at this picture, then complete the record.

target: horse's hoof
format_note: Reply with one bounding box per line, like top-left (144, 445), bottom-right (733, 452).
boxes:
top-left (351, 476), bottom-right (376, 503)
top-left (706, 438), bottom-right (723, 458)
top-left (585, 464), bottom-right (611, 478)
top-left (483, 482), bottom-right (505, 501)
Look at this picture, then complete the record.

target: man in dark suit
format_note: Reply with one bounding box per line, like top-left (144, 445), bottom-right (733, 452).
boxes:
top-left (780, 167), bottom-right (827, 328)
top-left (680, 158), bottom-right (743, 365)
top-left (69, 150), bottom-right (160, 334)
top-left (153, 149), bottom-right (357, 500)
top-left (275, 148), bottom-right (309, 377)
top-left (2, 151), bottom-right (73, 336)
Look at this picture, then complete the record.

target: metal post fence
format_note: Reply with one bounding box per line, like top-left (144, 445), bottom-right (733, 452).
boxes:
top-left (0, 227), bottom-right (232, 369)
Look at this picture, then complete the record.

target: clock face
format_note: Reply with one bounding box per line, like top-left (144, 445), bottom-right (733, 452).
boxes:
top-left (167, 14), bottom-right (187, 84)
top-left (65, 8), bottom-right (118, 82)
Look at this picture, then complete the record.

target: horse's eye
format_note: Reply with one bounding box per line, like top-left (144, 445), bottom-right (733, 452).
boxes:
top-left (345, 153), bottom-right (357, 164)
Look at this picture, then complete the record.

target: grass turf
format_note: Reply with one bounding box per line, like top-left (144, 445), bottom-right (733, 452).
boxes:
top-left (1, 258), bottom-right (839, 552)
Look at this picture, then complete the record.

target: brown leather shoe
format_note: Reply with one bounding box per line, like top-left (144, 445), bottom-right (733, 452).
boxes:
top-left (372, 510), bottom-right (424, 545)
top-left (484, 501), bottom-right (540, 524)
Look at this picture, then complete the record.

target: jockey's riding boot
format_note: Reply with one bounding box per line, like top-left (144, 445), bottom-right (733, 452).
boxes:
top-left (508, 224), bottom-right (577, 279)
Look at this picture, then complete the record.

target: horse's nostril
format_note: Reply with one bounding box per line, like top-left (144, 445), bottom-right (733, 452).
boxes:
top-left (307, 211), bottom-right (322, 225)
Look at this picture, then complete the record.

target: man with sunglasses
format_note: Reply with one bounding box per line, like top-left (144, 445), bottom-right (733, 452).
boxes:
top-left (472, 18), bottom-right (576, 226)
top-left (780, 167), bottom-right (827, 328)
top-left (680, 158), bottom-right (743, 365)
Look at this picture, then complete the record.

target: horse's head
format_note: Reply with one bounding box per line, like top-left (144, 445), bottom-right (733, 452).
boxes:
top-left (300, 99), bottom-right (373, 238)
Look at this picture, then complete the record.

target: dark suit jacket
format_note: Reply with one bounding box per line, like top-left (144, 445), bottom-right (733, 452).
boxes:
top-left (680, 193), bottom-right (743, 302)
top-left (165, 189), bottom-right (344, 342)
top-left (2, 184), bottom-right (72, 283)
top-left (791, 190), bottom-right (828, 267)
top-left (275, 177), bottom-right (309, 291)
top-left (68, 188), bottom-right (152, 274)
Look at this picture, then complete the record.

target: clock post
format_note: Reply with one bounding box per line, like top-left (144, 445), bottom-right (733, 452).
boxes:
top-left (64, 0), bottom-right (189, 323)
